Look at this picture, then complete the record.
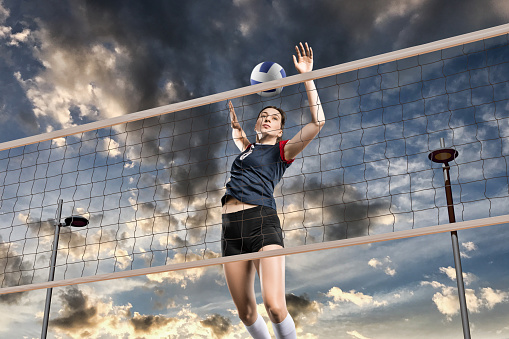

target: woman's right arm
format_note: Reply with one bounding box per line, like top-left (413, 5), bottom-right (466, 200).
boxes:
top-left (229, 101), bottom-right (251, 152)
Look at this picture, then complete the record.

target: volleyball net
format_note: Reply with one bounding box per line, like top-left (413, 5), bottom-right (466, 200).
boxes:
top-left (1, 24), bottom-right (509, 295)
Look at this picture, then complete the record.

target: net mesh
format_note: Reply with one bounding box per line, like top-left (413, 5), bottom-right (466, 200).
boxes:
top-left (1, 32), bottom-right (509, 291)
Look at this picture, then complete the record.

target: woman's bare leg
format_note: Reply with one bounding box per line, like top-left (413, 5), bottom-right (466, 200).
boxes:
top-left (254, 245), bottom-right (288, 324)
top-left (223, 260), bottom-right (258, 326)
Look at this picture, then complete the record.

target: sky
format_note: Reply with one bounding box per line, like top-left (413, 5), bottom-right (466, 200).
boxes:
top-left (1, 0), bottom-right (509, 338)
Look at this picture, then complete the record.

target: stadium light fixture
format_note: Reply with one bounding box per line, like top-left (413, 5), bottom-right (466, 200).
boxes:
top-left (429, 138), bottom-right (471, 339)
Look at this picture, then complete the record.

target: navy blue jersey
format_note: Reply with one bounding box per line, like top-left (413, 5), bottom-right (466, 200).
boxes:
top-left (222, 140), bottom-right (294, 210)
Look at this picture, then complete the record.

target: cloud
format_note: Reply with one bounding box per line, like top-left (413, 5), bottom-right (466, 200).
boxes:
top-left (326, 287), bottom-right (387, 308)
top-left (9, 1), bottom-right (211, 135)
top-left (200, 314), bottom-right (233, 339)
top-left (0, 26), bottom-right (31, 46)
top-left (374, 0), bottom-right (426, 27)
top-left (430, 285), bottom-right (462, 320)
top-left (145, 249), bottom-right (221, 288)
top-left (367, 258), bottom-right (382, 268)
top-left (481, 287), bottom-right (509, 309)
top-left (281, 175), bottom-right (391, 244)
top-left (368, 256), bottom-right (397, 276)
top-left (421, 280), bottom-right (445, 289)
top-left (0, 235), bottom-right (33, 304)
top-left (4, 1), bottom-right (509, 297)
top-left (48, 286), bottom-right (239, 338)
top-left (439, 266), bottom-right (477, 285)
top-left (49, 287), bottom-right (99, 331)
top-left (285, 293), bottom-right (322, 328)
top-left (8, 2), bottom-right (230, 217)
top-left (21, 213), bottom-right (132, 272)
top-left (0, 1), bottom-right (8, 23)
top-left (460, 241), bottom-right (477, 258)
top-left (130, 312), bottom-right (177, 334)
top-left (0, 1), bottom-right (30, 46)
top-left (423, 279), bottom-right (509, 320)
top-left (347, 330), bottom-right (372, 339)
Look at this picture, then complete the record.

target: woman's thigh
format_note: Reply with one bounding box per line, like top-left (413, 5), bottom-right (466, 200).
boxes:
top-left (223, 260), bottom-right (258, 316)
top-left (254, 245), bottom-right (287, 308)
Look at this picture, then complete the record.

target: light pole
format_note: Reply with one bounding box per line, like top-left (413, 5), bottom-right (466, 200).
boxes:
top-left (41, 199), bottom-right (89, 339)
top-left (428, 138), bottom-right (471, 339)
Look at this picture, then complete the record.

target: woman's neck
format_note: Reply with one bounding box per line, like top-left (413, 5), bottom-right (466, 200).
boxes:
top-left (256, 135), bottom-right (278, 145)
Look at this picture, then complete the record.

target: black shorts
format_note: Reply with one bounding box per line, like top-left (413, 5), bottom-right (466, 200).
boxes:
top-left (221, 206), bottom-right (284, 257)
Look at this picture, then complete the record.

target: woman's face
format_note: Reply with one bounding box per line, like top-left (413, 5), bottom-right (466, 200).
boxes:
top-left (254, 107), bottom-right (283, 141)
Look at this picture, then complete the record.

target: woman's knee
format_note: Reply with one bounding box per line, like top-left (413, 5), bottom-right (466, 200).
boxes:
top-left (264, 302), bottom-right (287, 323)
top-left (237, 307), bottom-right (258, 325)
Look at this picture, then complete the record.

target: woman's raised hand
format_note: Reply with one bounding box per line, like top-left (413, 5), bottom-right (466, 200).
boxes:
top-left (293, 42), bottom-right (313, 74)
top-left (228, 101), bottom-right (241, 130)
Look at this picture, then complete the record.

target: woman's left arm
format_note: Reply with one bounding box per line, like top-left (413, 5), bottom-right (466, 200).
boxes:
top-left (284, 42), bottom-right (325, 161)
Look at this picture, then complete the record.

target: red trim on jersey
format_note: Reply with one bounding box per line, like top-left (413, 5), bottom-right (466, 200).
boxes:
top-left (279, 140), bottom-right (295, 164)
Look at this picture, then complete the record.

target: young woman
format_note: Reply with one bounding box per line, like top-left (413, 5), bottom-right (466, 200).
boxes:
top-left (222, 42), bottom-right (325, 339)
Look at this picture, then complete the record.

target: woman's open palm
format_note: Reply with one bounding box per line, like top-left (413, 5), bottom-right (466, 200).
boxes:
top-left (293, 42), bottom-right (313, 74)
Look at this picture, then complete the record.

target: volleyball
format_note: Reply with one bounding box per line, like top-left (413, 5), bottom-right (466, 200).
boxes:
top-left (250, 61), bottom-right (286, 97)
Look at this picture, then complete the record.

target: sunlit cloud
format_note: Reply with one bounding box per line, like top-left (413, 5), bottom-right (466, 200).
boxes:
top-left (481, 287), bottom-right (509, 309)
top-left (200, 313), bottom-right (233, 339)
top-left (422, 279), bottom-right (509, 320)
top-left (347, 330), bottom-right (372, 339)
top-left (0, 2), bottom-right (31, 46)
top-left (374, 0), bottom-right (426, 27)
top-left (0, 236), bottom-right (32, 303)
top-left (0, 1), bottom-right (9, 23)
top-left (47, 286), bottom-right (241, 338)
top-left (461, 241), bottom-right (477, 258)
top-left (15, 25), bottom-right (133, 132)
top-left (368, 256), bottom-right (397, 276)
top-left (145, 249), bottom-right (221, 288)
top-left (286, 293), bottom-right (322, 328)
top-left (439, 266), bottom-right (477, 285)
top-left (326, 287), bottom-right (387, 308)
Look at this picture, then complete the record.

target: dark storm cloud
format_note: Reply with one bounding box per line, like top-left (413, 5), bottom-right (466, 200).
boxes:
top-left (283, 175), bottom-right (391, 241)
top-left (0, 235), bottom-right (32, 304)
top-left (130, 313), bottom-right (176, 334)
top-left (286, 293), bottom-right (321, 328)
top-left (51, 286), bottom-right (178, 336)
top-left (2, 0), bottom-right (507, 209)
top-left (4, 0), bottom-right (507, 141)
top-left (9, 0), bottom-right (505, 210)
top-left (200, 313), bottom-right (233, 339)
top-left (50, 287), bottom-right (97, 331)
top-left (126, 111), bottom-right (226, 210)
top-left (22, 214), bottom-right (133, 274)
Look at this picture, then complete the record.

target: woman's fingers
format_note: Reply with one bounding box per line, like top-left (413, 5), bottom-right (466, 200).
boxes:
top-left (295, 44), bottom-right (301, 59)
top-left (305, 42), bottom-right (311, 58)
top-left (295, 42), bottom-right (312, 60)
top-left (292, 54), bottom-right (298, 67)
top-left (228, 101), bottom-right (237, 122)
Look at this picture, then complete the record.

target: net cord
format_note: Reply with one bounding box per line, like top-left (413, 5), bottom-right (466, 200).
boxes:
top-left (1, 214), bottom-right (507, 295)
top-left (1, 23), bottom-right (509, 153)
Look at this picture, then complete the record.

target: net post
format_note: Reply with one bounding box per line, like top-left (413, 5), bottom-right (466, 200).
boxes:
top-left (437, 137), bottom-right (471, 339)
top-left (41, 199), bottom-right (63, 339)
top-left (451, 230), bottom-right (471, 339)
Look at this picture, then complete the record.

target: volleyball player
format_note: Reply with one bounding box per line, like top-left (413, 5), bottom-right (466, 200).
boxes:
top-left (222, 42), bottom-right (325, 339)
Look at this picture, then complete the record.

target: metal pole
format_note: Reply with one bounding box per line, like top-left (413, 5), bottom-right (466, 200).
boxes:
top-left (41, 199), bottom-right (63, 339)
top-left (440, 139), bottom-right (471, 339)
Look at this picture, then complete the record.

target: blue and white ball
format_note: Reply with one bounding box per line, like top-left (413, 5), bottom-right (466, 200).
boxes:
top-left (250, 61), bottom-right (286, 97)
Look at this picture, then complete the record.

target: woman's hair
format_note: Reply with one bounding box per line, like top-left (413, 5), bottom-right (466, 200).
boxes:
top-left (256, 106), bottom-right (287, 143)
